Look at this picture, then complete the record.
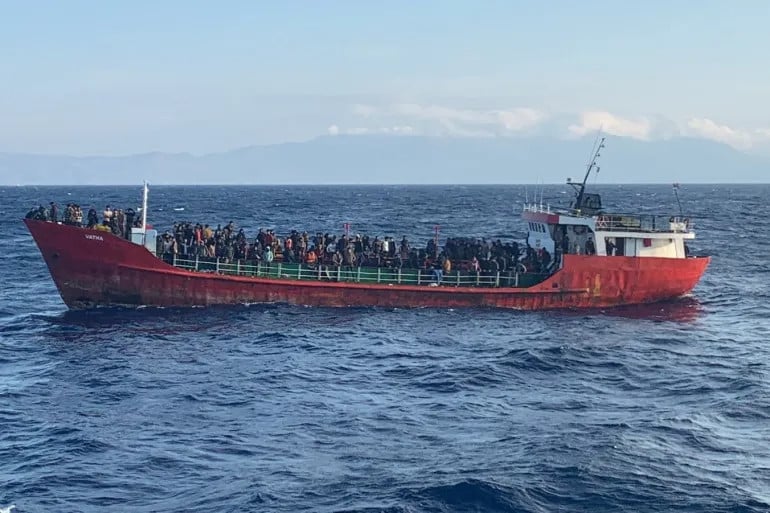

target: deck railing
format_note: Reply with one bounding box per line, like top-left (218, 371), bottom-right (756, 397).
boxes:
top-left (523, 203), bottom-right (553, 214)
top-left (523, 204), bottom-right (695, 233)
top-left (169, 256), bottom-right (549, 289)
top-left (594, 215), bottom-right (694, 233)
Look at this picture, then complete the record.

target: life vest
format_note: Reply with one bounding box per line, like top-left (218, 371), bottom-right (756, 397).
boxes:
top-left (306, 251), bottom-right (317, 264)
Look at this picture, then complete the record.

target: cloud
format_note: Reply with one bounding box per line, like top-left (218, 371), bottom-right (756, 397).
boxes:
top-left (347, 103), bottom-right (547, 137)
top-left (327, 125), bottom-right (417, 136)
top-left (389, 104), bottom-right (546, 135)
top-left (498, 108), bottom-right (544, 131)
top-left (341, 102), bottom-right (770, 152)
top-left (685, 118), bottom-right (754, 150)
top-left (568, 111), bottom-right (652, 140)
top-left (570, 113), bottom-right (770, 150)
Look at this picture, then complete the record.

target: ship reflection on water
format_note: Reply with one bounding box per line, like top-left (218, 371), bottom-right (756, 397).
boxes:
top-left (593, 296), bottom-right (704, 323)
top-left (48, 296), bottom-right (705, 338)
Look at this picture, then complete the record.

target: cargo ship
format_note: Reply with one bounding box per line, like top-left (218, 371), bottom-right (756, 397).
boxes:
top-left (25, 140), bottom-right (710, 311)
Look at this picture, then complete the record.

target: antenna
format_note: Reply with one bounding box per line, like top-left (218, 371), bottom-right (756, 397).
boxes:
top-left (539, 180), bottom-right (544, 211)
top-left (433, 225), bottom-right (440, 258)
top-left (585, 131), bottom-right (602, 169)
top-left (570, 134), bottom-right (605, 211)
top-left (141, 181), bottom-right (149, 230)
top-left (141, 181), bottom-right (149, 246)
top-left (672, 183), bottom-right (683, 217)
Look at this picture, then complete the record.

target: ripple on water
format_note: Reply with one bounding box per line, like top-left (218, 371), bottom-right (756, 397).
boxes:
top-left (2, 185), bottom-right (770, 513)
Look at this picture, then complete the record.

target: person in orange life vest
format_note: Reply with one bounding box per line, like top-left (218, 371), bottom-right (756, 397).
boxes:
top-left (306, 249), bottom-right (317, 266)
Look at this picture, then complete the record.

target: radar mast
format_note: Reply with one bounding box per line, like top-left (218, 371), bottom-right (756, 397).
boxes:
top-left (568, 135), bottom-right (605, 213)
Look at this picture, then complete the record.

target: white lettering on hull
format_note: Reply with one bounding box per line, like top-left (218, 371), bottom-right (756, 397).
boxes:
top-left (85, 234), bottom-right (104, 241)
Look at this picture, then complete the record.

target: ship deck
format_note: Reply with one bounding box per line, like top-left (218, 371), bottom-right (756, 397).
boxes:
top-left (169, 256), bottom-right (551, 289)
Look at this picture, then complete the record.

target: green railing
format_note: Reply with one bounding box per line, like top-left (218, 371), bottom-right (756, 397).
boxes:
top-left (169, 256), bottom-right (550, 289)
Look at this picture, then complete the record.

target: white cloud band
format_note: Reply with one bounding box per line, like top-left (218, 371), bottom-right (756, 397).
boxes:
top-left (335, 103), bottom-right (770, 151)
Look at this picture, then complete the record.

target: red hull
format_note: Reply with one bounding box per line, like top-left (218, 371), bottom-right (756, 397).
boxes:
top-left (25, 220), bottom-right (710, 311)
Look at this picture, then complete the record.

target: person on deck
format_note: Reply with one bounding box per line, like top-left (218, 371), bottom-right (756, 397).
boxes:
top-left (86, 208), bottom-right (98, 228)
top-left (585, 238), bottom-right (596, 255)
top-left (432, 259), bottom-right (443, 284)
top-left (306, 249), bottom-right (317, 266)
top-left (125, 208), bottom-right (136, 235)
top-left (540, 248), bottom-right (552, 272)
top-left (605, 238), bottom-right (616, 256)
top-left (284, 236), bottom-right (294, 263)
top-left (263, 245), bottom-right (274, 267)
top-left (442, 255), bottom-right (452, 275)
top-left (400, 236), bottom-right (409, 260)
top-left (572, 241), bottom-right (582, 255)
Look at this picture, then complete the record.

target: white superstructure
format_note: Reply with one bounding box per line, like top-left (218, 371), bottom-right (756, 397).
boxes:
top-left (521, 137), bottom-right (696, 264)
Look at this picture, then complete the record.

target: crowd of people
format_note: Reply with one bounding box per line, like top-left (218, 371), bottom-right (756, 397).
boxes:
top-left (26, 201), bottom-right (556, 277)
top-left (158, 220), bottom-right (555, 276)
top-left (26, 202), bottom-right (140, 239)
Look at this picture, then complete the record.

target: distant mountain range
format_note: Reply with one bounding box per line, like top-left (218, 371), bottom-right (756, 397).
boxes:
top-left (1, 135), bottom-right (767, 185)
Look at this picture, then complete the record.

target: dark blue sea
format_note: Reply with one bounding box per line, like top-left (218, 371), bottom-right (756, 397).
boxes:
top-left (1, 184), bottom-right (769, 513)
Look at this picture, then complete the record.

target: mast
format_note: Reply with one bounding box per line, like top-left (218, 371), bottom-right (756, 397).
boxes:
top-left (672, 182), bottom-right (684, 217)
top-left (433, 225), bottom-right (440, 258)
top-left (570, 136), bottom-right (605, 211)
top-left (141, 181), bottom-right (149, 246)
top-left (142, 181), bottom-right (149, 230)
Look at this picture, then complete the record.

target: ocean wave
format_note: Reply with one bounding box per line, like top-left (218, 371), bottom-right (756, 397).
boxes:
top-left (3, 184), bottom-right (770, 512)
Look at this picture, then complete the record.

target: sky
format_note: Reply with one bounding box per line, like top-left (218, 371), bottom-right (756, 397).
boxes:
top-left (2, 0), bottom-right (770, 156)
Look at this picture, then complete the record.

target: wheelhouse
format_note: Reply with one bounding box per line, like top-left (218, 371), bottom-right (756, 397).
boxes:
top-left (523, 203), bottom-right (695, 260)
top-left (522, 136), bottom-right (697, 264)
